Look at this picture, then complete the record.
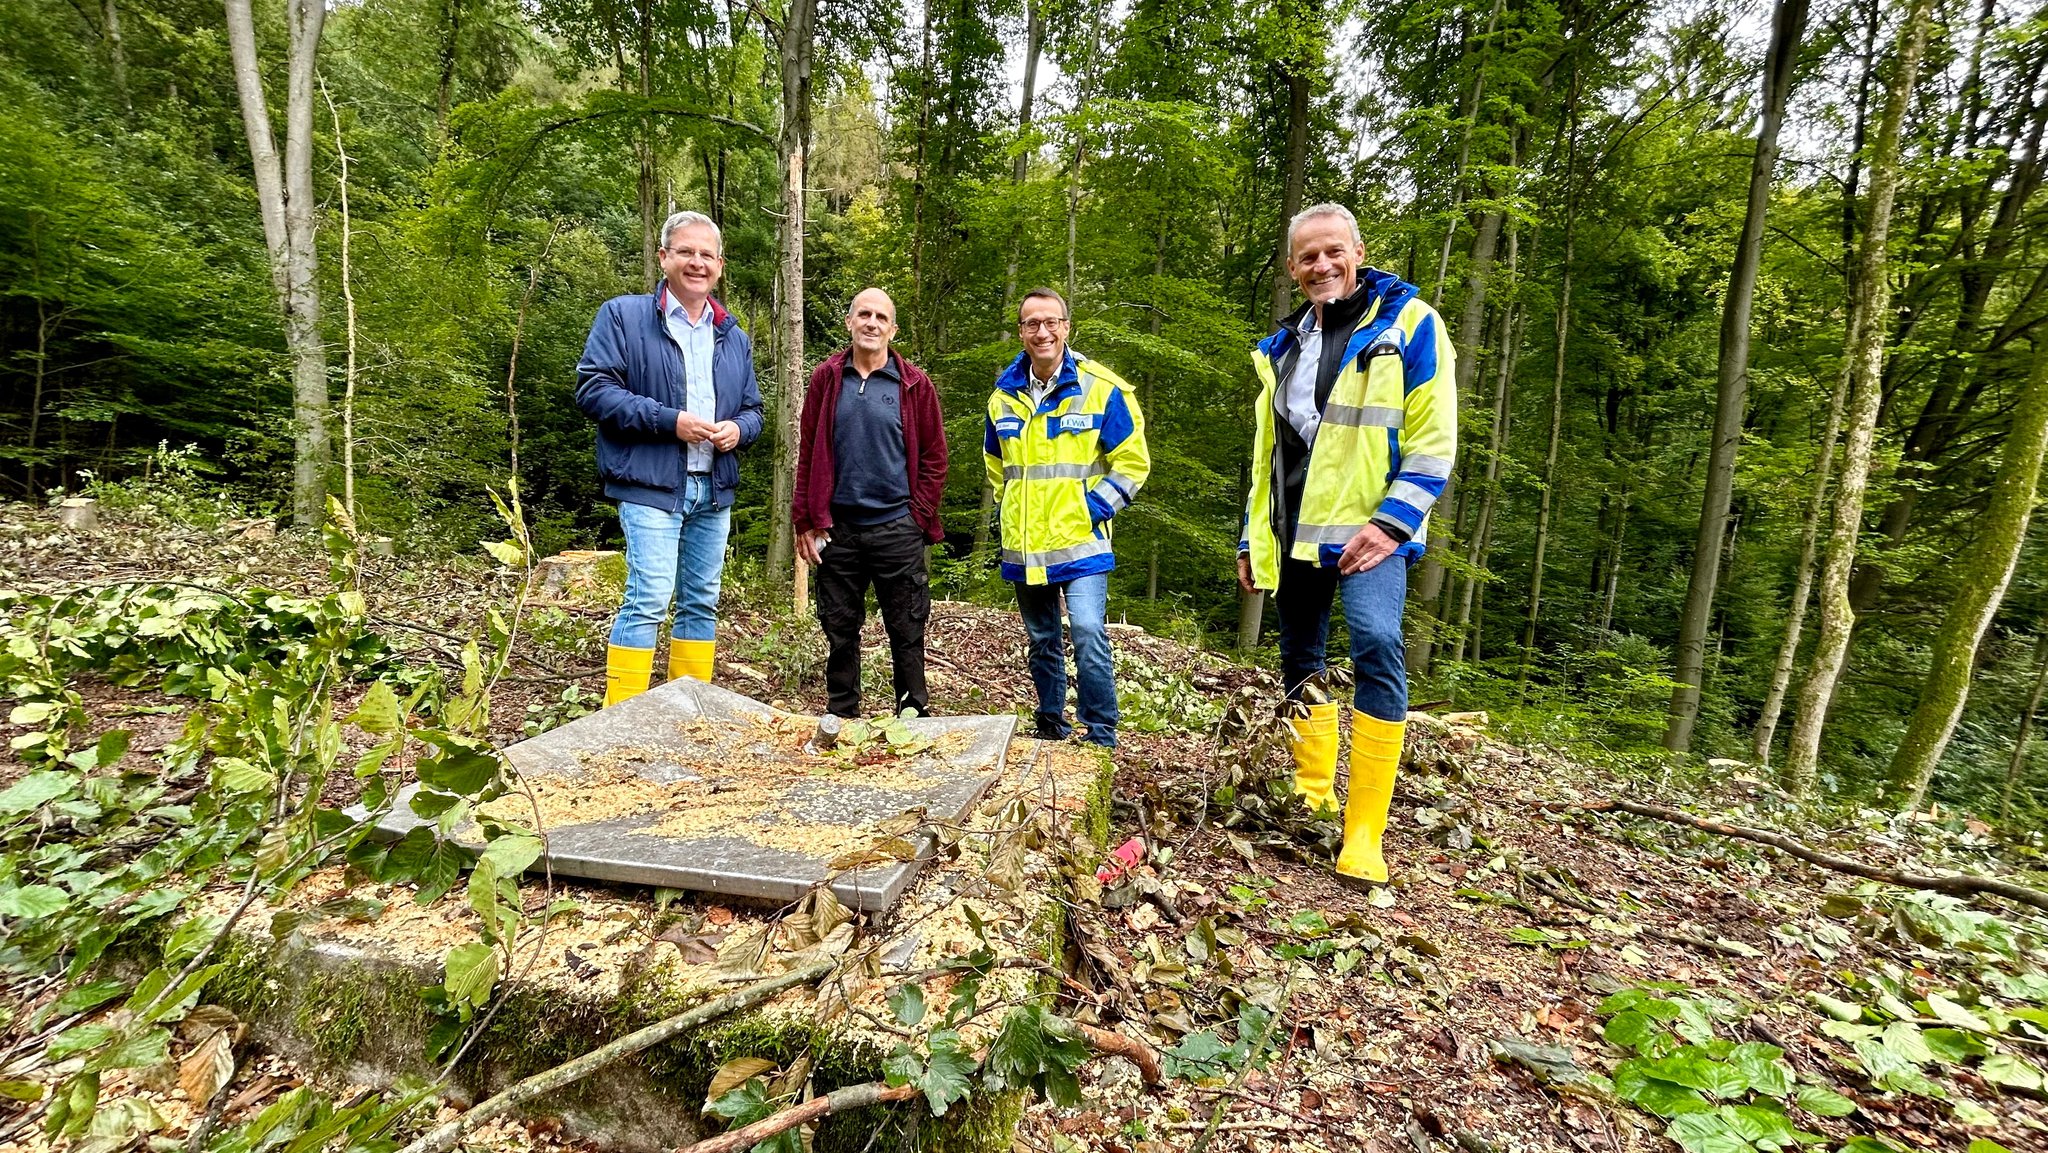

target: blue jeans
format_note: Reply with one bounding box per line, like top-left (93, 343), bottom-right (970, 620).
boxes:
top-left (1014, 572), bottom-right (1117, 746)
top-left (1275, 554), bottom-right (1409, 721)
top-left (610, 478), bottom-right (732, 648)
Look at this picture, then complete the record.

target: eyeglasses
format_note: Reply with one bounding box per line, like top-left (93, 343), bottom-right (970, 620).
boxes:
top-left (1018, 317), bottom-right (1068, 334)
top-left (662, 246), bottom-right (721, 262)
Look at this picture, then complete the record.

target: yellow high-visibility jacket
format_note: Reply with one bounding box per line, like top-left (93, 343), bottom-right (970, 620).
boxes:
top-left (983, 349), bottom-right (1150, 585)
top-left (1242, 269), bottom-right (1457, 592)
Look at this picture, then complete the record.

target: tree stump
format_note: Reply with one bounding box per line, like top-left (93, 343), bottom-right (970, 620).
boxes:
top-left (56, 498), bottom-right (97, 531)
top-left (529, 550), bottom-right (624, 605)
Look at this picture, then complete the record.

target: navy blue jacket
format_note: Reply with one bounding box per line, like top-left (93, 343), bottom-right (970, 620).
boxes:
top-left (574, 284), bottom-right (764, 511)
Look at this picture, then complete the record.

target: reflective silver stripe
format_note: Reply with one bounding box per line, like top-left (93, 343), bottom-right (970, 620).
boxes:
top-left (1403, 453), bottom-right (1454, 478)
top-left (1102, 470), bottom-right (1144, 497)
top-left (1387, 480), bottom-right (1440, 511)
top-left (1294, 522), bottom-right (1366, 546)
top-left (1002, 538), bottom-right (1114, 568)
top-left (1322, 404), bottom-right (1405, 429)
top-left (1090, 481), bottom-right (1131, 513)
top-left (1003, 462), bottom-right (1103, 482)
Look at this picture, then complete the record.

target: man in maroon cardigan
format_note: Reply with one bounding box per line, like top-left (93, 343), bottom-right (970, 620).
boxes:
top-left (793, 288), bottom-right (949, 718)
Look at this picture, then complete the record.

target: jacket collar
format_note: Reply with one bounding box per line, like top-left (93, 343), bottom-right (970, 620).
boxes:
top-left (1256, 268), bottom-right (1414, 361)
top-left (825, 346), bottom-right (915, 387)
top-left (654, 281), bottom-right (731, 329)
top-left (997, 348), bottom-right (1079, 394)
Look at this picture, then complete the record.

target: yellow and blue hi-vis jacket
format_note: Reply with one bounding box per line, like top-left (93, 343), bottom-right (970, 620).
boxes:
top-left (1241, 268), bottom-right (1457, 592)
top-left (983, 349), bottom-right (1151, 585)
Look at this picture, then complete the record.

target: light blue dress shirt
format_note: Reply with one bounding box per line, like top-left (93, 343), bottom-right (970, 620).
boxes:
top-left (663, 295), bottom-right (718, 473)
top-left (1282, 309), bottom-right (1323, 446)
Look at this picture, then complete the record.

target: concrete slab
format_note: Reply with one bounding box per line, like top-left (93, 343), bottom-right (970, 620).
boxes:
top-left (366, 678), bottom-right (1016, 911)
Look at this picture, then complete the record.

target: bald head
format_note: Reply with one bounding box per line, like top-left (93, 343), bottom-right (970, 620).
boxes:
top-left (846, 288), bottom-right (899, 362)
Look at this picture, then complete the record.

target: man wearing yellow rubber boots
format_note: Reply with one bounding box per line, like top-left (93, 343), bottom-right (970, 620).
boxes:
top-left (1237, 203), bottom-right (1456, 885)
top-left (576, 211), bottom-right (763, 705)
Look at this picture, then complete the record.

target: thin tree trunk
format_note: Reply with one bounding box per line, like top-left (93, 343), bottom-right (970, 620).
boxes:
top-left (764, 0), bottom-right (817, 585)
top-left (324, 82), bottom-right (358, 520)
top-left (225, 0), bottom-right (329, 530)
top-left (1886, 349), bottom-right (2048, 809)
top-left (1450, 224), bottom-right (1521, 663)
top-left (435, 0), bottom-right (462, 135)
top-left (1519, 79), bottom-right (1580, 687)
top-left (1780, 0), bottom-right (1936, 796)
top-left (1665, 0), bottom-right (1810, 752)
top-left (636, 0), bottom-right (657, 288)
top-left (1752, 355), bottom-right (1851, 765)
top-left (1000, 0), bottom-right (1044, 326)
top-left (1598, 495), bottom-right (1627, 633)
top-left (1242, 1), bottom-right (1315, 651)
top-left (1064, 0), bottom-right (1107, 305)
top-left (505, 225), bottom-right (561, 488)
top-left (103, 0), bottom-right (130, 113)
top-left (1430, 0), bottom-right (1504, 310)
top-left (2004, 629), bottom-right (2048, 822)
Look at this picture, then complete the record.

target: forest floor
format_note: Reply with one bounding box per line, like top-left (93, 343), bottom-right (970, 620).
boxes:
top-left (3, 501), bottom-right (2047, 1153)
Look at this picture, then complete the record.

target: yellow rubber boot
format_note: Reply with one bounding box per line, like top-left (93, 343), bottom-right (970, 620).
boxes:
top-left (1285, 701), bottom-right (1340, 815)
top-left (669, 638), bottom-right (715, 684)
top-left (1335, 710), bottom-right (1406, 884)
top-left (604, 644), bottom-right (654, 707)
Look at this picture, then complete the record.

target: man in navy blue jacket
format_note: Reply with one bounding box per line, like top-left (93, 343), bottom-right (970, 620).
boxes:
top-left (576, 211), bottom-right (763, 706)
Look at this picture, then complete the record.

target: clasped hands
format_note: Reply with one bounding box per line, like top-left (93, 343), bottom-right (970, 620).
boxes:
top-left (1235, 523), bottom-right (1399, 593)
top-left (674, 411), bottom-right (741, 451)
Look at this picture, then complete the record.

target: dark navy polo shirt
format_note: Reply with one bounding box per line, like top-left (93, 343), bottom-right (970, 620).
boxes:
top-left (831, 355), bottom-right (911, 526)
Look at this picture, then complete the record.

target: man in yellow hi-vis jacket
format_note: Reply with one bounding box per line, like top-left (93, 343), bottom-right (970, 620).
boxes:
top-left (985, 288), bottom-right (1151, 748)
top-left (1237, 203), bottom-right (1457, 885)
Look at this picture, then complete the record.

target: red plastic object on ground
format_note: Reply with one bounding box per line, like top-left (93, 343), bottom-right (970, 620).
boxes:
top-left (1096, 836), bottom-right (1146, 883)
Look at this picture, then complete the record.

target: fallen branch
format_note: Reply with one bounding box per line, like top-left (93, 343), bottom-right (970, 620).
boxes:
top-left (1076, 1023), bottom-right (1163, 1087)
top-left (676, 1081), bottom-right (919, 1153)
top-left (1580, 798), bottom-right (2048, 916)
top-left (397, 959), bottom-right (837, 1153)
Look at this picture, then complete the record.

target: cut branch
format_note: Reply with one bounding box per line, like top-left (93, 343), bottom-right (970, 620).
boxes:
top-left (1579, 798), bottom-right (2048, 915)
top-left (677, 1082), bottom-right (918, 1153)
top-left (396, 959), bottom-right (836, 1153)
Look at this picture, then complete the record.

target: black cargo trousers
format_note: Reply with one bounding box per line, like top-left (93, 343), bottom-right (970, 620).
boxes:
top-left (814, 516), bottom-right (931, 718)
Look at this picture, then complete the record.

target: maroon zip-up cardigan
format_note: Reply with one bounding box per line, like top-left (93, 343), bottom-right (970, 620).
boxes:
top-left (791, 347), bottom-right (949, 544)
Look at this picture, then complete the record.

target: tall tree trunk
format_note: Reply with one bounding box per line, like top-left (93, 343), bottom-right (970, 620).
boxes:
top-left (103, 0), bottom-right (131, 113)
top-left (1520, 81), bottom-right (1580, 685)
top-left (1064, 0), bottom-right (1107, 305)
top-left (1450, 222), bottom-right (1521, 662)
top-left (636, 0), bottom-right (657, 288)
top-left (435, 0), bottom-right (462, 135)
top-left (764, 0), bottom-right (817, 585)
top-left (1886, 348), bottom-right (2048, 809)
top-left (1665, 0), bottom-right (1810, 751)
top-left (1430, 0), bottom-right (1503, 309)
top-left (1000, 0), bottom-right (1044, 326)
top-left (2003, 628), bottom-right (2048, 822)
top-left (981, 0), bottom-right (1045, 556)
top-left (1752, 351), bottom-right (1851, 765)
top-left (324, 82), bottom-right (358, 520)
top-left (1241, 3), bottom-right (1314, 650)
top-left (225, 0), bottom-right (329, 530)
top-left (1780, 0), bottom-right (1935, 796)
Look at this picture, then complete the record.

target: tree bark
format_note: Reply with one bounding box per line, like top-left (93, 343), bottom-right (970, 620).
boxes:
top-left (1449, 224), bottom-right (1521, 663)
top-left (2003, 629), bottom-right (2048, 822)
top-left (1751, 355), bottom-right (1849, 765)
top-left (1665, 0), bottom-right (1809, 752)
top-left (1241, 1), bottom-right (1316, 650)
top-left (764, 0), bottom-right (818, 585)
top-left (324, 82), bottom-right (358, 520)
top-left (1520, 84), bottom-right (1580, 684)
top-left (980, 0), bottom-right (1046, 556)
top-left (103, 0), bottom-right (131, 113)
top-left (435, 0), bottom-right (462, 136)
top-left (1430, 0), bottom-right (1504, 310)
top-left (1886, 348), bottom-right (2048, 809)
top-left (1064, 0), bottom-right (1108, 305)
top-left (1780, 0), bottom-right (1936, 796)
top-left (636, 0), bottom-right (657, 289)
top-left (225, 0), bottom-right (329, 530)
